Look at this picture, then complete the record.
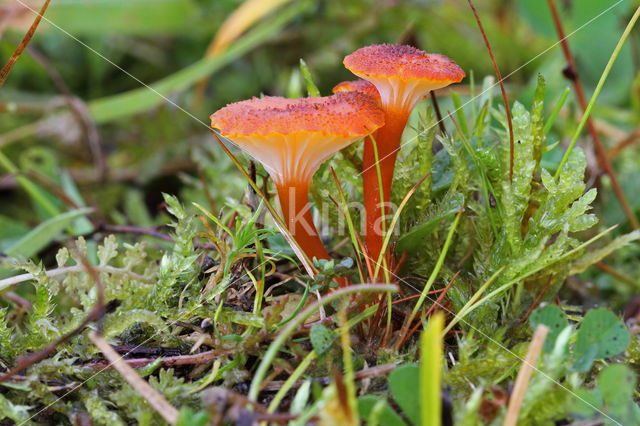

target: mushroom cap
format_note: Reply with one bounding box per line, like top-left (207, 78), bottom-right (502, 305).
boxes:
top-left (332, 79), bottom-right (380, 102)
top-left (343, 44), bottom-right (465, 84)
top-left (211, 92), bottom-right (384, 139)
top-left (210, 92), bottom-right (384, 185)
top-left (343, 44), bottom-right (464, 113)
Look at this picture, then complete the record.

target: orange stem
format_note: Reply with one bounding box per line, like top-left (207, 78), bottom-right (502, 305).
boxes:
top-left (362, 109), bottom-right (409, 265)
top-left (276, 181), bottom-right (348, 287)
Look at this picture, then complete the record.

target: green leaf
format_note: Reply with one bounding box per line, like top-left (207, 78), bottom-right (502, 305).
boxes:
top-left (309, 324), bottom-right (337, 357)
top-left (570, 230), bottom-right (640, 275)
top-left (299, 58), bottom-right (321, 97)
top-left (357, 396), bottom-right (406, 426)
top-left (529, 305), bottom-right (569, 352)
top-left (5, 208), bottom-right (94, 258)
top-left (573, 308), bottom-right (630, 372)
top-left (599, 364), bottom-right (636, 408)
top-left (389, 364), bottom-right (420, 425)
top-left (176, 407), bottom-right (209, 426)
top-left (396, 193), bottom-right (463, 255)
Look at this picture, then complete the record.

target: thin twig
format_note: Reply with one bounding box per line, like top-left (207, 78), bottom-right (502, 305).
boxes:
top-left (467, 0), bottom-right (514, 181)
top-left (26, 46), bottom-right (106, 179)
top-left (0, 264), bottom-right (153, 292)
top-left (503, 325), bottom-right (549, 426)
top-left (520, 274), bottom-right (553, 323)
top-left (430, 91), bottom-right (447, 134)
top-left (88, 331), bottom-right (179, 425)
top-left (547, 0), bottom-right (639, 229)
top-left (607, 127), bottom-right (640, 159)
top-left (0, 0), bottom-right (51, 86)
top-left (0, 252), bottom-right (105, 383)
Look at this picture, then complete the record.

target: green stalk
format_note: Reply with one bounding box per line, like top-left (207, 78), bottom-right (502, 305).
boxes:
top-left (267, 350), bottom-right (317, 413)
top-left (248, 284), bottom-right (398, 401)
top-left (442, 265), bottom-right (505, 334)
top-left (452, 225), bottom-right (617, 327)
top-left (394, 210), bottom-right (462, 350)
top-left (421, 313), bottom-right (444, 426)
top-left (554, 6), bottom-right (640, 179)
top-left (339, 302), bottom-right (358, 424)
top-left (0, 150), bottom-right (60, 217)
top-left (543, 87), bottom-right (570, 135)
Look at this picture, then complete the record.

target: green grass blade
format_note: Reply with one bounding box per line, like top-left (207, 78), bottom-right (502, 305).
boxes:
top-left (5, 207), bottom-right (94, 258)
top-left (248, 284), bottom-right (398, 402)
top-left (554, 6), bottom-right (640, 179)
top-left (421, 312), bottom-right (444, 426)
top-left (299, 58), bottom-right (321, 97)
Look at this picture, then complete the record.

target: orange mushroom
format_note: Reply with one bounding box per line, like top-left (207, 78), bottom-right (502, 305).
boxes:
top-left (343, 44), bottom-right (465, 263)
top-left (210, 92), bottom-right (385, 274)
top-left (332, 79), bottom-right (381, 104)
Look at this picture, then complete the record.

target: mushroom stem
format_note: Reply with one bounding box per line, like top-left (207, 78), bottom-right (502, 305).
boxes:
top-left (276, 181), bottom-right (349, 288)
top-left (362, 109), bottom-right (409, 266)
top-left (275, 182), bottom-right (331, 264)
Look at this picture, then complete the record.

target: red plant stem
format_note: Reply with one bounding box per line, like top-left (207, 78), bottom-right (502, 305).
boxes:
top-left (403, 270), bottom-right (459, 345)
top-left (520, 275), bottom-right (553, 323)
top-left (547, 0), bottom-right (639, 230)
top-left (466, 0), bottom-right (514, 182)
top-left (0, 0), bottom-right (51, 86)
top-left (362, 109), bottom-right (409, 264)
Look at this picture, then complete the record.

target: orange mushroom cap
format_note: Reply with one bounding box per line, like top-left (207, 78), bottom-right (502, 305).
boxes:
top-left (332, 79), bottom-right (380, 103)
top-left (343, 44), bottom-right (465, 112)
top-left (210, 92), bottom-right (384, 185)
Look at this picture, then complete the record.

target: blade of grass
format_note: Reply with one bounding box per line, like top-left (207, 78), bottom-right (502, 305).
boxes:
top-left (248, 283), bottom-right (398, 401)
top-left (339, 301), bottom-right (358, 425)
top-left (267, 350), bottom-right (317, 413)
top-left (299, 58), bottom-right (321, 97)
top-left (450, 90), bottom-right (469, 138)
top-left (454, 224), bottom-right (618, 328)
top-left (330, 167), bottom-right (367, 283)
top-left (421, 312), bottom-right (444, 426)
top-left (554, 6), bottom-right (640, 173)
top-left (552, 4), bottom-right (640, 228)
top-left (394, 209), bottom-right (463, 351)
top-left (193, 0), bottom-right (295, 104)
top-left (0, 151), bottom-right (60, 217)
top-left (373, 172), bottom-right (431, 281)
top-left (0, 0), bottom-right (312, 148)
top-left (5, 207), bottom-right (94, 258)
top-left (442, 265), bottom-right (505, 335)
top-left (543, 87), bottom-right (570, 135)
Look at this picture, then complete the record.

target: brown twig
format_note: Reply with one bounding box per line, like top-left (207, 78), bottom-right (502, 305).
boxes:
top-left (520, 274), bottom-right (553, 323)
top-left (0, 0), bottom-right (51, 86)
top-left (430, 91), bottom-right (447, 134)
top-left (260, 363), bottom-right (398, 392)
top-left (547, 0), bottom-right (639, 230)
top-left (607, 127), bottom-right (640, 159)
top-left (89, 331), bottom-right (179, 425)
top-left (503, 325), bottom-right (549, 426)
top-left (466, 0), bottom-right (514, 181)
top-left (594, 262), bottom-right (640, 288)
top-left (403, 270), bottom-right (459, 345)
top-left (26, 46), bottom-right (106, 180)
